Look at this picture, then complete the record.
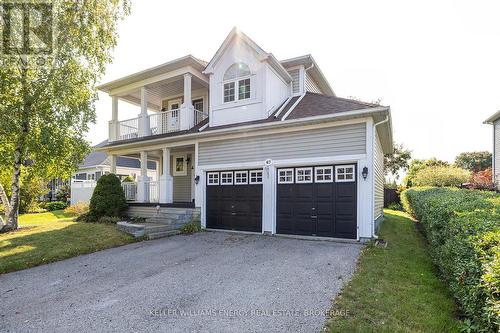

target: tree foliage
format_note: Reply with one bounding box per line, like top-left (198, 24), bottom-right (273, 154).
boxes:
top-left (384, 143), bottom-right (412, 178)
top-left (403, 158), bottom-right (450, 187)
top-left (0, 0), bottom-right (130, 230)
top-left (412, 166), bottom-right (470, 187)
top-left (454, 151), bottom-right (492, 173)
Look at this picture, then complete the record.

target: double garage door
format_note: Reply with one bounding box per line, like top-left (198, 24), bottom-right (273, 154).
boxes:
top-left (205, 164), bottom-right (357, 239)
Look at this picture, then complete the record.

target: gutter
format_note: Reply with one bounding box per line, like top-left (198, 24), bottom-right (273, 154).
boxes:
top-left (372, 115), bottom-right (390, 239)
top-left (96, 106), bottom-right (389, 152)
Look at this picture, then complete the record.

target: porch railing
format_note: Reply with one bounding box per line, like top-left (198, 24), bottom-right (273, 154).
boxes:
top-left (194, 109), bottom-right (208, 125)
top-left (149, 109), bottom-right (180, 135)
top-left (117, 117), bottom-right (139, 141)
top-left (122, 182), bottom-right (137, 201)
top-left (121, 181), bottom-right (159, 203)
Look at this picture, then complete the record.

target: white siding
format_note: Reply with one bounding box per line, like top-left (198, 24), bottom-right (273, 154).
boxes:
top-left (288, 69), bottom-right (300, 94)
top-left (495, 119), bottom-right (500, 189)
top-left (305, 72), bottom-right (322, 94)
top-left (373, 131), bottom-right (384, 219)
top-left (199, 123), bottom-right (367, 165)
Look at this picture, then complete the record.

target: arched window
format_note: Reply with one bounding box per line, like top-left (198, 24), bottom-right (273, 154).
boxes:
top-left (223, 62), bottom-right (251, 103)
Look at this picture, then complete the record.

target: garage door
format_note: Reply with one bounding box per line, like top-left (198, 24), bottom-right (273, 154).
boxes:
top-left (276, 164), bottom-right (357, 239)
top-left (206, 170), bottom-right (263, 232)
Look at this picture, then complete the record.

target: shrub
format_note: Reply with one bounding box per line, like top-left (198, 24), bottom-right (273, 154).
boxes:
top-left (55, 184), bottom-right (70, 202)
top-left (412, 166), bottom-right (470, 187)
top-left (64, 202), bottom-right (89, 216)
top-left (44, 201), bottom-right (68, 211)
top-left (87, 174), bottom-right (127, 220)
top-left (97, 216), bottom-right (121, 224)
top-left (469, 168), bottom-right (495, 190)
top-left (387, 202), bottom-right (403, 211)
top-left (401, 187), bottom-right (500, 332)
top-left (179, 221), bottom-right (201, 234)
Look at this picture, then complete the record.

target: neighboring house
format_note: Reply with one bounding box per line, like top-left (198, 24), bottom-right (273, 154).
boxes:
top-left (96, 28), bottom-right (394, 241)
top-left (484, 110), bottom-right (500, 190)
top-left (70, 141), bottom-right (158, 205)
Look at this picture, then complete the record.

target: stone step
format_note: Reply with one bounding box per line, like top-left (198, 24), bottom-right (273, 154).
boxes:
top-left (146, 230), bottom-right (180, 240)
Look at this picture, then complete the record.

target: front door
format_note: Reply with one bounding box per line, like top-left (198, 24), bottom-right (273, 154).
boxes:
top-left (164, 98), bottom-right (181, 132)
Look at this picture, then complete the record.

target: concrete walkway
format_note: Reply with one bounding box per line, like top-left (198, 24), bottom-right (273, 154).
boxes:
top-left (0, 232), bottom-right (361, 333)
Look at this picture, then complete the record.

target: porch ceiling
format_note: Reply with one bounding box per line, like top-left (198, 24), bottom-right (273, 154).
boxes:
top-left (119, 76), bottom-right (207, 111)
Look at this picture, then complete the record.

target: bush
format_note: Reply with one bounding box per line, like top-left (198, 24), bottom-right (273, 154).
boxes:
top-left (179, 221), bottom-right (201, 234)
top-left (97, 216), bottom-right (121, 224)
top-left (387, 202), bottom-right (403, 211)
top-left (55, 184), bottom-right (70, 202)
top-left (44, 201), bottom-right (68, 211)
top-left (64, 202), bottom-right (89, 216)
top-left (412, 166), bottom-right (470, 187)
top-left (87, 174), bottom-right (127, 220)
top-left (401, 187), bottom-right (500, 332)
top-left (469, 168), bottom-right (495, 190)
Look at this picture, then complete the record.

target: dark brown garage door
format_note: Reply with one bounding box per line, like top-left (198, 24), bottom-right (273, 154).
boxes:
top-left (276, 165), bottom-right (357, 239)
top-left (206, 170), bottom-right (263, 232)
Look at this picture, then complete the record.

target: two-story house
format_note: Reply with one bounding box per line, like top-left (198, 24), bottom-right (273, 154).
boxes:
top-left (96, 28), bottom-right (394, 241)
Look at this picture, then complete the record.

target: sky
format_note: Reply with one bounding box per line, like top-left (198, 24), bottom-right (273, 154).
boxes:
top-left (91, 0), bottom-right (500, 162)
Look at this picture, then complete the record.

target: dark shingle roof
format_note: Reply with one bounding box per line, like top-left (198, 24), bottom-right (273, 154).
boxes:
top-left (80, 141), bottom-right (156, 170)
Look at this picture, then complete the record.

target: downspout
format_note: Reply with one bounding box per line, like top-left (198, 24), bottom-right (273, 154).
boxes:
top-left (372, 115), bottom-right (389, 239)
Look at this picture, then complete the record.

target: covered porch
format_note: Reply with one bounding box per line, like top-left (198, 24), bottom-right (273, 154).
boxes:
top-left (113, 144), bottom-right (196, 206)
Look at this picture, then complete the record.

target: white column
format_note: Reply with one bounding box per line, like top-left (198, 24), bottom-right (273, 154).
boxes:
top-left (137, 151), bottom-right (149, 202)
top-left (138, 87), bottom-right (151, 137)
top-left (180, 73), bottom-right (194, 130)
top-left (109, 96), bottom-right (119, 141)
top-left (110, 154), bottom-right (117, 174)
top-left (159, 148), bottom-right (173, 203)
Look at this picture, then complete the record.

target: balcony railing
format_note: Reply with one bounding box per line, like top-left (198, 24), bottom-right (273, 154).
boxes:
top-left (113, 107), bottom-right (208, 142)
top-left (122, 181), bottom-right (159, 203)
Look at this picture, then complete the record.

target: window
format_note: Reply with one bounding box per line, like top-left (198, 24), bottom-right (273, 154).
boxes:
top-left (220, 171), bottom-right (233, 185)
top-left (223, 82), bottom-right (235, 102)
top-left (335, 165), bottom-right (355, 182)
top-left (173, 154), bottom-right (187, 176)
top-left (278, 169), bottom-right (294, 184)
top-left (234, 171), bottom-right (248, 185)
top-left (238, 79), bottom-right (250, 100)
top-left (315, 166), bottom-right (333, 183)
top-left (207, 172), bottom-right (219, 185)
top-left (223, 62), bottom-right (251, 103)
top-left (296, 167), bottom-right (313, 183)
top-left (249, 170), bottom-right (263, 184)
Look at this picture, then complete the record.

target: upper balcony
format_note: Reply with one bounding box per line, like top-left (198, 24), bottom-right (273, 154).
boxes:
top-left (97, 55), bottom-right (209, 143)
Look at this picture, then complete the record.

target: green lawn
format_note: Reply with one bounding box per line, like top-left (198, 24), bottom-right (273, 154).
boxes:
top-left (326, 209), bottom-right (461, 333)
top-left (0, 210), bottom-right (136, 274)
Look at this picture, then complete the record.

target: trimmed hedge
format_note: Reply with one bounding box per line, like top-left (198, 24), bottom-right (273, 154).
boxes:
top-left (401, 187), bottom-right (499, 332)
top-left (43, 201), bottom-right (68, 211)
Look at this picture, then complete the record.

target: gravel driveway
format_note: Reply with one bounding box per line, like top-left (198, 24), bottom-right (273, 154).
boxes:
top-left (0, 232), bottom-right (361, 333)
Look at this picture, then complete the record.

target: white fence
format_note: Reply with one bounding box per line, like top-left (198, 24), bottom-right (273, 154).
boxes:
top-left (70, 180), bottom-right (97, 205)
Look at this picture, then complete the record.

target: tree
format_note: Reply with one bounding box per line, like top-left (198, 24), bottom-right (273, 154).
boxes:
top-left (403, 158), bottom-right (450, 187)
top-left (0, 1), bottom-right (130, 231)
top-left (454, 151), bottom-right (492, 173)
top-left (384, 143), bottom-right (412, 179)
top-left (412, 166), bottom-right (470, 187)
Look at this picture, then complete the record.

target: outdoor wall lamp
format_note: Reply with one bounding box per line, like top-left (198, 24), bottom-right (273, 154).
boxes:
top-left (194, 175), bottom-right (200, 184)
top-left (362, 167), bottom-right (369, 180)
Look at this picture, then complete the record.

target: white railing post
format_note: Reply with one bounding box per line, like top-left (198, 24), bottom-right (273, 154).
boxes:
top-left (138, 87), bottom-right (151, 137)
top-left (160, 148), bottom-right (173, 203)
top-left (137, 151), bottom-right (149, 202)
top-left (180, 74), bottom-right (194, 130)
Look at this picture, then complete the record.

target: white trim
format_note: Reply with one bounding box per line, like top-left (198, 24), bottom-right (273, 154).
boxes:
top-left (278, 168), bottom-right (294, 184)
top-left (295, 167), bottom-right (313, 183)
top-left (335, 165), bottom-right (355, 182)
top-left (220, 171), bottom-right (233, 185)
top-left (281, 93), bottom-right (306, 121)
top-left (198, 123), bottom-right (209, 132)
top-left (273, 96), bottom-right (293, 118)
top-left (207, 172), bottom-right (219, 185)
top-left (234, 170), bottom-right (248, 185)
top-left (314, 166), bottom-right (334, 183)
top-left (249, 170), bottom-right (263, 184)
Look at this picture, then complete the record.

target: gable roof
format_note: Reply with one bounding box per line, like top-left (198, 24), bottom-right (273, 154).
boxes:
top-left (79, 141), bottom-right (156, 170)
top-left (280, 55), bottom-right (335, 96)
top-left (484, 110), bottom-right (500, 124)
top-left (203, 27), bottom-right (292, 83)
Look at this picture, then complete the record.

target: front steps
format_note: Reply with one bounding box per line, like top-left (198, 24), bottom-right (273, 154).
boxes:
top-left (119, 205), bottom-right (200, 240)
